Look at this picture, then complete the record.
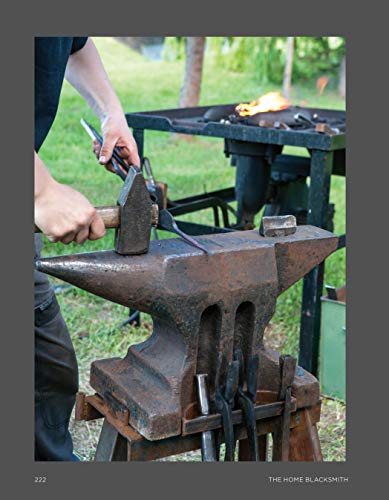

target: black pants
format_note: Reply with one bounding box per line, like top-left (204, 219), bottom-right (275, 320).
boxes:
top-left (35, 235), bottom-right (79, 461)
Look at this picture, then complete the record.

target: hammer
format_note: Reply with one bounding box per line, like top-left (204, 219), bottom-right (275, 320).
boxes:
top-left (35, 166), bottom-right (158, 255)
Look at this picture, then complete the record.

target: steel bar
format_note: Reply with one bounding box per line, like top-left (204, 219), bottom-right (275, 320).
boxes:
top-left (168, 197), bottom-right (235, 221)
top-left (171, 187), bottom-right (236, 205)
top-left (158, 209), bottom-right (210, 254)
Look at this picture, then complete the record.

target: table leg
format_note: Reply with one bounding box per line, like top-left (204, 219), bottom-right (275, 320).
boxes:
top-left (299, 150), bottom-right (334, 375)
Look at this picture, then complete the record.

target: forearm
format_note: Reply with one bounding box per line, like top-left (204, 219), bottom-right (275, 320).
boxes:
top-left (35, 152), bottom-right (56, 201)
top-left (65, 38), bottom-right (140, 167)
top-left (65, 38), bottom-right (123, 122)
top-left (34, 152), bottom-right (105, 244)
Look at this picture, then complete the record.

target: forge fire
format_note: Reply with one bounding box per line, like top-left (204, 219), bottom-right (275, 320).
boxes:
top-left (235, 91), bottom-right (291, 116)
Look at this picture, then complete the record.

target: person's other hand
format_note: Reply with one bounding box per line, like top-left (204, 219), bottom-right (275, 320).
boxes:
top-left (35, 180), bottom-right (106, 244)
top-left (92, 112), bottom-right (140, 175)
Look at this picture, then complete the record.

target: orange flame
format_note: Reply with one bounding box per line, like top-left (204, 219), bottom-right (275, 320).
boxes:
top-left (317, 76), bottom-right (329, 95)
top-left (236, 91), bottom-right (291, 116)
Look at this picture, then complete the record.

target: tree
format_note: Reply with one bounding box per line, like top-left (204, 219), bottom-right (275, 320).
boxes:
top-left (115, 37), bottom-right (164, 53)
top-left (116, 37), bottom-right (145, 52)
top-left (338, 55), bottom-right (346, 98)
top-left (282, 37), bottom-right (294, 99)
top-left (179, 37), bottom-right (206, 108)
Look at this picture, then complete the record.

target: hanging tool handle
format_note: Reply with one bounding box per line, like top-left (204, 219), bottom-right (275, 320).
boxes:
top-left (195, 374), bottom-right (217, 462)
top-left (34, 205), bottom-right (159, 233)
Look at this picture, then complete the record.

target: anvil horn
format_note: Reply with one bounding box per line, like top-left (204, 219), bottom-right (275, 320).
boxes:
top-left (35, 250), bottom-right (163, 315)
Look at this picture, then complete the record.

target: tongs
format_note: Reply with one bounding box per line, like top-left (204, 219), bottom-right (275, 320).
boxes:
top-left (234, 349), bottom-right (260, 461)
top-left (80, 119), bottom-right (209, 254)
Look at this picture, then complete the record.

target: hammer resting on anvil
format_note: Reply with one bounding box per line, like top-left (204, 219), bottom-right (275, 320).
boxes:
top-left (35, 166), bottom-right (157, 255)
top-left (35, 165), bottom-right (209, 255)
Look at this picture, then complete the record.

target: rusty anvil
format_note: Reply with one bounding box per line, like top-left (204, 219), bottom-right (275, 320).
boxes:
top-left (36, 224), bottom-right (338, 441)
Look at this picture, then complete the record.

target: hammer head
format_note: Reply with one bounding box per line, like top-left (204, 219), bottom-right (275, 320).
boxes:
top-left (115, 166), bottom-right (153, 255)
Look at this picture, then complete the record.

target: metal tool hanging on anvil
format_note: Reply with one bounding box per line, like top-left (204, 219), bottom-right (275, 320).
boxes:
top-left (214, 356), bottom-right (240, 461)
top-left (195, 374), bottom-right (217, 462)
top-left (233, 349), bottom-right (260, 461)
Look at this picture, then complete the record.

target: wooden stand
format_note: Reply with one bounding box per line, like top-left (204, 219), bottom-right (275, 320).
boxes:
top-left (75, 392), bottom-right (322, 462)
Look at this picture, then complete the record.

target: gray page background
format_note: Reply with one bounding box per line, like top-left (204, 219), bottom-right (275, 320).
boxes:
top-left (2, 0), bottom-right (385, 497)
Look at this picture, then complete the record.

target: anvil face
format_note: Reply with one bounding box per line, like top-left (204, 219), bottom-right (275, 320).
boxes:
top-left (36, 227), bottom-right (338, 440)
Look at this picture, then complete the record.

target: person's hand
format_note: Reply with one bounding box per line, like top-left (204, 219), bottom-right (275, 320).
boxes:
top-left (35, 180), bottom-right (106, 244)
top-left (92, 112), bottom-right (140, 175)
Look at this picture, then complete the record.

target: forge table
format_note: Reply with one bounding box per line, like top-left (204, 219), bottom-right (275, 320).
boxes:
top-left (125, 104), bottom-right (346, 375)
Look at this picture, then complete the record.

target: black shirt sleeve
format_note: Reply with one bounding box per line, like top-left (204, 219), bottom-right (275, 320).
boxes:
top-left (35, 36), bottom-right (89, 151)
top-left (70, 37), bottom-right (88, 54)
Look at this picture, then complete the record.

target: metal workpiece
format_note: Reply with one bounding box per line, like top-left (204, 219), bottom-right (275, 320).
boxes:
top-left (261, 215), bottom-right (297, 237)
top-left (158, 209), bottom-right (210, 254)
top-left (36, 226), bottom-right (338, 441)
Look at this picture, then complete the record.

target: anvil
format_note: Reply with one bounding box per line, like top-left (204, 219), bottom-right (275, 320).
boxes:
top-left (36, 226), bottom-right (337, 440)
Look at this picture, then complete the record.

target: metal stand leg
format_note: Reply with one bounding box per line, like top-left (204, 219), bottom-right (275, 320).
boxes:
top-left (299, 150), bottom-right (334, 375)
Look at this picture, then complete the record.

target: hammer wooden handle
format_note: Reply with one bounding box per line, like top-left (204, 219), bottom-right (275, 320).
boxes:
top-left (94, 206), bottom-right (120, 228)
top-left (34, 205), bottom-right (158, 233)
top-left (34, 206), bottom-right (120, 233)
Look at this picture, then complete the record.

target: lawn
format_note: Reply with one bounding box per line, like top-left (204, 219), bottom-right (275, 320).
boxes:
top-left (39, 37), bottom-right (346, 461)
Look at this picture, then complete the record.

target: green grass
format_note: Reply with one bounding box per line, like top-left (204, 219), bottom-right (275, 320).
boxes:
top-left (39, 37), bottom-right (346, 461)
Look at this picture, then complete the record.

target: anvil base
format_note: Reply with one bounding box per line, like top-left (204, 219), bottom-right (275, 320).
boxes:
top-left (90, 346), bottom-right (320, 440)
